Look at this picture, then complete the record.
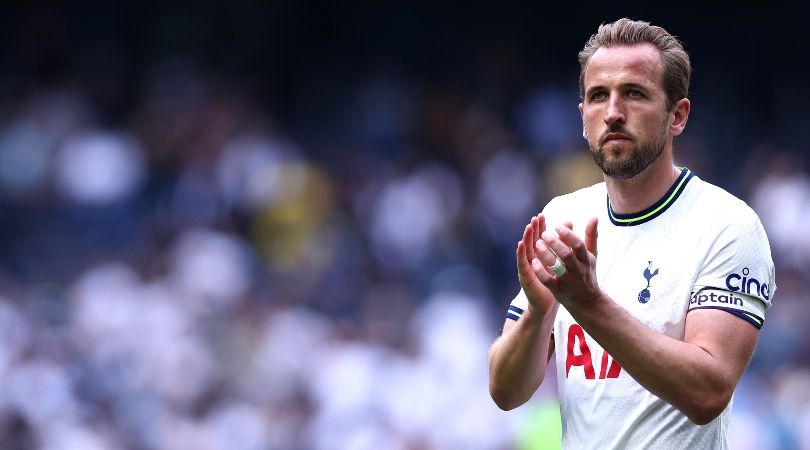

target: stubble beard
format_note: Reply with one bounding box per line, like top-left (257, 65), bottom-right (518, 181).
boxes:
top-left (589, 122), bottom-right (669, 180)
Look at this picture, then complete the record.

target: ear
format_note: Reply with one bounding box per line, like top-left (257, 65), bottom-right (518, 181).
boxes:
top-left (578, 102), bottom-right (587, 139)
top-left (670, 98), bottom-right (690, 137)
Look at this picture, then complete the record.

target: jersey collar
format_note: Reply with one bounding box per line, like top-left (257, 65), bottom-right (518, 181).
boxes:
top-left (607, 167), bottom-right (694, 227)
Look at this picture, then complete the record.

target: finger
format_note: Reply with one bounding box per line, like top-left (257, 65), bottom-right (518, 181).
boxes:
top-left (536, 235), bottom-right (566, 280)
top-left (531, 256), bottom-right (555, 284)
top-left (522, 224), bottom-right (535, 262)
top-left (561, 220), bottom-right (573, 230)
top-left (541, 229), bottom-right (576, 268)
top-left (516, 240), bottom-right (527, 270)
top-left (585, 216), bottom-right (598, 257)
top-left (535, 238), bottom-right (558, 267)
top-left (533, 214), bottom-right (545, 258)
top-left (518, 240), bottom-right (553, 286)
top-left (524, 215), bottom-right (538, 264)
top-left (516, 240), bottom-right (534, 280)
top-left (555, 225), bottom-right (590, 263)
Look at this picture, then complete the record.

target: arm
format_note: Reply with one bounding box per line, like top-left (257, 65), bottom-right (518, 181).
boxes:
top-left (535, 219), bottom-right (759, 425)
top-left (567, 293), bottom-right (756, 424)
top-left (488, 306), bottom-right (556, 411)
top-left (487, 214), bottom-right (569, 410)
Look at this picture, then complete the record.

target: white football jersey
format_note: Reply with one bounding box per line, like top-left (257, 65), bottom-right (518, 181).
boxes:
top-left (506, 168), bottom-right (775, 450)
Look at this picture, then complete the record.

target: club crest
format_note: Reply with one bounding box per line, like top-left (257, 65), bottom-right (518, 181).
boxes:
top-left (638, 261), bottom-right (659, 304)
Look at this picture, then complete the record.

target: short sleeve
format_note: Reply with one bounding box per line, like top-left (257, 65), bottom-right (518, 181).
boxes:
top-left (506, 289), bottom-right (530, 321)
top-left (689, 204), bottom-right (776, 328)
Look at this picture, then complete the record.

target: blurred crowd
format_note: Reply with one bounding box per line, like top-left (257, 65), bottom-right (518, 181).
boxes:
top-left (1, 4), bottom-right (810, 450)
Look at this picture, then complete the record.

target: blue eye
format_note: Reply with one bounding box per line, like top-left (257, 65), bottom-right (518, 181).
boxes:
top-left (628, 89), bottom-right (643, 98)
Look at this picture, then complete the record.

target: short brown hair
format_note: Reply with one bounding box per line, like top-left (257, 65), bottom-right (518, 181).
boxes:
top-left (578, 18), bottom-right (691, 111)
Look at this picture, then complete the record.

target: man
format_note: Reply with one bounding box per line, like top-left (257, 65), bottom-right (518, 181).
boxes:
top-left (487, 18), bottom-right (775, 449)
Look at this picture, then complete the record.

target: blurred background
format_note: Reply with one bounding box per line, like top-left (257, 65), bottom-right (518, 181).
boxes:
top-left (0, 2), bottom-right (808, 449)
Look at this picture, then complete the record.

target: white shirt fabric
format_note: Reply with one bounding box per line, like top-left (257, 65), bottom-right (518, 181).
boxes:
top-left (506, 168), bottom-right (775, 450)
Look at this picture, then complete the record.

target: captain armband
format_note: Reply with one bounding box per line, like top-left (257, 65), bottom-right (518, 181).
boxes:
top-left (688, 287), bottom-right (766, 329)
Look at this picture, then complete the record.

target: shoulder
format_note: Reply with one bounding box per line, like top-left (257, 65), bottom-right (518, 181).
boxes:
top-left (690, 177), bottom-right (766, 236)
top-left (689, 176), bottom-right (776, 307)
top-left (543, 182), bottom-right (606, 217)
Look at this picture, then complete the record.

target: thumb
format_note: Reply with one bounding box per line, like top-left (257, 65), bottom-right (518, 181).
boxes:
top-left (585, 216), bottom-right (598, 256)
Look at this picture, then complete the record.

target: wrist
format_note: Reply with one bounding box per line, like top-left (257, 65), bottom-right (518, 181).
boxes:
top-left (560, 289), bottom-right (606, 315)
top-left (525, 301), bottom-right (558, 328)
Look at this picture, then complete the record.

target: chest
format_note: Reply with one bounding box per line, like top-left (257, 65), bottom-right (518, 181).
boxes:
top-left (563, 221), bottom-right (706, 337)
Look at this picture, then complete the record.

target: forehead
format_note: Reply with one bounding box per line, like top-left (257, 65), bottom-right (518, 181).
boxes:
top-left (584, 44), bottom-right (664, 90)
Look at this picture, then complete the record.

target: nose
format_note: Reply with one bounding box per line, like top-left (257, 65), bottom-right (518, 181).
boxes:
top-left (604, 96), bottom-right (625, 127)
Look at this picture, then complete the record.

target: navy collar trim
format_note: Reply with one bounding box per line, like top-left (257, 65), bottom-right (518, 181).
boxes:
top-left (607, 167), bottom-right (694, 227)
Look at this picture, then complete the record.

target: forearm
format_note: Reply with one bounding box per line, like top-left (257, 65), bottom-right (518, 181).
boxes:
top-left (488, 305), bottom-right (557, 410)
top-left (568, 294), bottom-right (736, 424)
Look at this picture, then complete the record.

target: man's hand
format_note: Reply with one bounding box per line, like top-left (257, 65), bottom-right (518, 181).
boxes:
top-left (532, 216), bottom-right (601, 308)
top-left (516, 214), bottom-right (560, 315)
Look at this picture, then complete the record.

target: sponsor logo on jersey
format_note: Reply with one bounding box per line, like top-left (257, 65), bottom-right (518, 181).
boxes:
top-left (725, 267), bottom-right (770, 300)
top-left (565, 324), bottom-right (621, 380)
top-left (690, 290), bottom-right (744, 307)
top-left (637, 261), bottom-right (659, 304)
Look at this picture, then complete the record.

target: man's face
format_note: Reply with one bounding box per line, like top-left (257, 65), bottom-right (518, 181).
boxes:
top-left (579, 44), bottom-right (674, 179)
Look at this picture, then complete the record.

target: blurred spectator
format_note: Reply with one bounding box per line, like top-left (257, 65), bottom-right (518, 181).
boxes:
top-left (54, 130), bottom-right (145, 205)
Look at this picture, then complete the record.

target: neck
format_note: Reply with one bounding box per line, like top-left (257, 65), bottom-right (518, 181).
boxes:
top-left (604, 155), bottom-right (680, 214)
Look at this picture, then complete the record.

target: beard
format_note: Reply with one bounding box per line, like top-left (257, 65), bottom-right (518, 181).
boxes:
top-left (589, 121), bottom-right (669, 180)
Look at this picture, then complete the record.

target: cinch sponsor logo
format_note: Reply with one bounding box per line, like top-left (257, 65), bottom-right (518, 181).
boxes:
top-left (690, 291), bottom-right (744, 307)
top-left (725, 267), bottom-right (770, 300)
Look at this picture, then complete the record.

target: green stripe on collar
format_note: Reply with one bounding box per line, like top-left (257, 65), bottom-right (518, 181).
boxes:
top-left (607, 167), bottom-right (694, 227)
